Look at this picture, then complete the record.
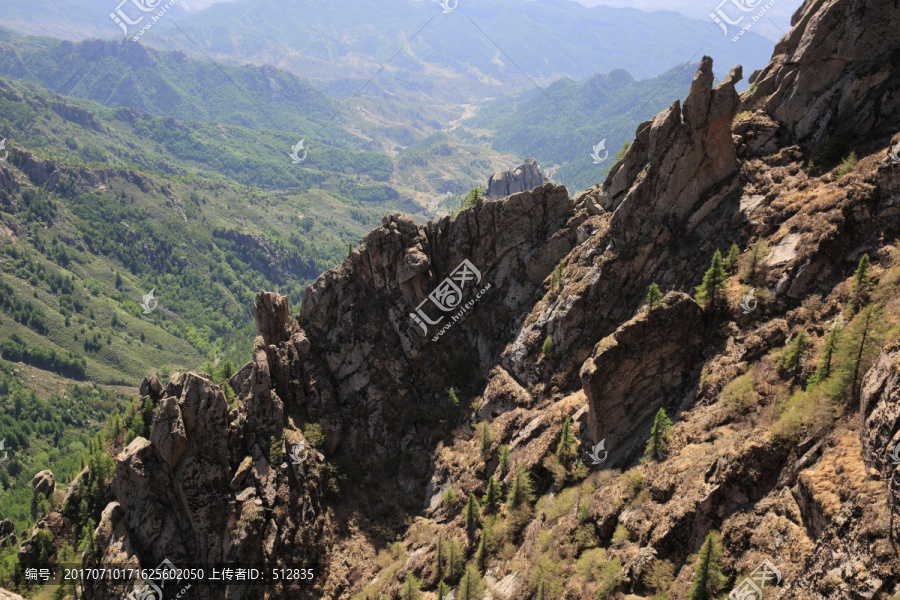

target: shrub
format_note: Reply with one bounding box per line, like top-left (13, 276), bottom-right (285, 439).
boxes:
top-left (541, 336), bottom-right (553, 357)
top-left (303, 423), bottom-right (326, 449)
top-left (612, 524), bottom-right (630, 546)
top-left (835, 151), bottom-right (858, 180)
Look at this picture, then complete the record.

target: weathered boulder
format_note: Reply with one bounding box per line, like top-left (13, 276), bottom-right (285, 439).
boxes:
top-left (30, 470), bottom-right (55, 520)
top-left (580, 293), bottom-right (704, 462)
top-left (485, 158), bottom-right (546, 199)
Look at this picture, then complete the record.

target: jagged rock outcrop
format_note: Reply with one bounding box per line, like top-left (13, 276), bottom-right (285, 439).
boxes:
top-left (744, 0), bottom-right (900, 147)
top-left (484, 158), bottom-right (546, 199)
top-left (580, 292), bottom-right (704, 463)
top-left (0, 588), bottom-right (26, 600)
top-left (64, 0), bottom-right (900, 597)
top-left (504, 56), bottom-right (742, 386)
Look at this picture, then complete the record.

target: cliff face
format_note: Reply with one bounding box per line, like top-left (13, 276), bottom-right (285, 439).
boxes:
top-left (23, 0), bottom-right (900, 598)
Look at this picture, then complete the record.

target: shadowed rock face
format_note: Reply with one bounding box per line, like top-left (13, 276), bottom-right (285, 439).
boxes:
top-left (484, 159), bottom-right (547, 199)
top-left (580, 292), bottom-right (704, 462)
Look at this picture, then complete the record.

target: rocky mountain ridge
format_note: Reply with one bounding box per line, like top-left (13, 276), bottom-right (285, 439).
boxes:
top-left (7, 0), bottom-right (900, 598)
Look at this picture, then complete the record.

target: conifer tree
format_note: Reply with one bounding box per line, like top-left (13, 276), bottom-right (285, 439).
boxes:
top-left (646, 283), bottom-right (663, 311)
top-left (696, 250), bottom-right (728, 309)
top-left (399, 574), bottom-right (422, 600)
top-left (482, 477), bottom-right (502, 513)
top-left (807, 327), bottom-right (840, 388)
top-left (642, 408), bottom-right (673, 462)
top-left (434, 533), bottom-right (444, 578)
top-left (740, 239), bottom-right (768, 286)
top-left (849, 253), bottom-right (872, 313)
top-left (838, 304), bottom-right (883, 402)
top-left (458, 566), bottom-right (485, 600)
top-left (689, 531), bottom-right (725, 600)
top-left (448, 387), bottom-right (459, 410)
top-left (478, 421), bottom-right (492, 454)
top-left (465, 493), bottom-right (480, 532)
top-left (724, 242), bottom-right (741, 273)
top-left (445, 537), bottom-right (464, 582)
top-left (778, 330), bottom-right (811, 374)
top-left (556, 416), bottom-right (576, 461)
top-left (474, 526), bottom-right (489, 573)
top-left (506, 468), bottom-right (535, 509)
top-left (436, 580), bottom-right (449, 600)
top-left (497, 445), bottom-right (511, 479)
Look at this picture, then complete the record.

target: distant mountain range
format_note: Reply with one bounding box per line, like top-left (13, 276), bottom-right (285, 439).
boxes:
top-left (0, 0), bottom-right (774, 105)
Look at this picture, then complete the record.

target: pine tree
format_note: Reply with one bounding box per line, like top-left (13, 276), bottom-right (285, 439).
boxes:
top-left (696, 250), bottom-right (728, 309)
top-left (506, 468), bottom-right (535, 509)
top-left (688, 531), bottom-right (725, 600)
top-left (474, 526), bottom-right (489, 573)
top-left (434, 533), bottom-right (444, 577)
top-left (465, 493), bottom-right (480, 532)
top-left (482, 477), bottom-right (502, 512)
top-left (458, 566), bottom-right (485, 600)
top-left (849, 254), bottom-right (872, 313)
top-left (642, 408), bottom-right (673, 462)
top-left (448, 387), bottom-right (459, 411)
top-left (399, 574), bottom-right (422, 600)
top-left (646, 283), bottom-right (663, 311)
top-left (478, 421), bottom-right (492, 454)
top-left (555, 416), bottom-right (576, 461)
top-left (445, 537), bottom-right (464, 582)
top-left (497, 445), bottom-right (511, 479)
top-left (724, 243), bottom-right (741, 273)
top-left (838, 304), bottom-right (883, 402)
top-left (740, 239), bottom-right (768, 286)
top-left (436, 580), bottom-right (449, 600)
top-left (807, 327), bottom-right (840, 388)
top-left (778, 330), bottom-right (811, 374)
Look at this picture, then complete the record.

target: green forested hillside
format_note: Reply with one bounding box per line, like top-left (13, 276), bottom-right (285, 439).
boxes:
top-left (0, 75), bottom-right (417, 385)
top-left (0, 72), bottom-right (417, 534)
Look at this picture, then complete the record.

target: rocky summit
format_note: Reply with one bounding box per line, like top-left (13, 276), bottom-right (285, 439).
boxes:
top-left (8, 0), bottom-right (900, 598)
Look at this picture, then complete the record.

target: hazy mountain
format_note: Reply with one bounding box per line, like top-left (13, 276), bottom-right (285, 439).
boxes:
top-left (572, 0), bottom-right (805, 40)
top-left (141, 0), bottom-right (773, 102)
